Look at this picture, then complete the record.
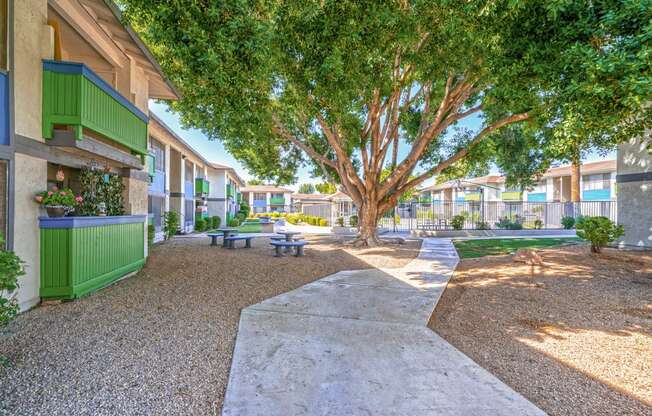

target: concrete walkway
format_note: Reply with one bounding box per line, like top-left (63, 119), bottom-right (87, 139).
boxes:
top-left (222, 239), bottom-right (546, 415)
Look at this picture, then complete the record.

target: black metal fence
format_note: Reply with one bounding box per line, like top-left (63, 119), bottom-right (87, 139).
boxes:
top-left (379, 201), bottom-right (617, 232)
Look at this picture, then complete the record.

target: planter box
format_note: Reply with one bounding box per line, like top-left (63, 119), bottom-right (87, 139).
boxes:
top-left (39, 215), bottom-right (146, 300)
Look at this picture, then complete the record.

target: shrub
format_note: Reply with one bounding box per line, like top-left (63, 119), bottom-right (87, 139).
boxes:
top-left (576, 216), bottom-right (624, 253)
top-left (336, 216), bottom-right (344, 227)
top-left (561, 216), bottom-right (575, 230)
top-left (227, 218), bottom-right (240, 227)
top-left (195, 218), bottom-right (206, 232)
top-left (319, 218), bottom-right (328, 226)
top-left (238, 201), bottom-right (250, 218)
top-left (495, 216), bottom-right (523, 230)
top-left (0, 234), bottom-right (25, 328)
top-left (211, 216), bottom-right (221, 229)
top-left (147, 224), bottom-right (155, 246)
top-left (475, 221), bottom-right (490, 230)
top-left (349, 215), bottom-right (358, 227)
top-left (574, 215), bottom-right (587, 229)
top-left (451, 214), bottom-right (465, 230)
top-left (534, 219), bottom-right (543, 230)
top-left (236, 212), bottom-right (245, 222)
top-left (163, 211), bottom-right (179, 240)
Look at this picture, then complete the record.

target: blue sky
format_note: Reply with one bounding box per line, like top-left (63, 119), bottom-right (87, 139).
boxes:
top-left (150, 101), bottom-right (615, 191)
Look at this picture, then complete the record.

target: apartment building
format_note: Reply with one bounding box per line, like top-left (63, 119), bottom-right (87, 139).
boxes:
top-left (4, 0), bottom-right (179, 310)
top-left (206, 162), bottom-right (245, 223)
top-left (241, 185), bottom-right (293, 213)
top-left (419, 160), bottom-right (616, 203)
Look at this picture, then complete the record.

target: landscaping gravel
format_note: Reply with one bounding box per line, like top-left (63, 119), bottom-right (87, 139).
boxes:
top-left (0, 235), bottom-right (420, 416)
top-left (429, 245), bottom-right (652, 416)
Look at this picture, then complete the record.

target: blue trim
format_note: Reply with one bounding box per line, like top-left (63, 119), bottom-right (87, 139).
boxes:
top-left (148, 170), bottom-right (165, 194)
top-left (527, 192), bottom-right (546, 202)
top-left (583, 189), bottom-right (611, 201)
top-left (0, 72), bottom-right (8, 146)
top-left (39, 215), bottom-right (147, 229)
top-left (253, 200), bottom-right (267, 207)
top-left (42, 60), bottom-right (149, 123)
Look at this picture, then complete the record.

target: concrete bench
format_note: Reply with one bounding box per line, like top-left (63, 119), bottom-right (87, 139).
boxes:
top-left (207, 233), bottom-right (225, 246)
top-left (223, 235), bottom-right (254, 249)
top-left (270, 240), bottom-right (308, 257)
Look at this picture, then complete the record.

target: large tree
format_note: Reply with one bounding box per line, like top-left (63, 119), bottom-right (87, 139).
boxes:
top-left (124, 0), bottom-right (651, 245)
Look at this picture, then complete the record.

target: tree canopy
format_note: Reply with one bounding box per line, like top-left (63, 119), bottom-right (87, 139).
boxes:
top-left (315, 182), bottom-right (337, 194)
top-left (297, 183), bottom-right (316, 194)
top-left (123, 0), bottom-right (652, 243)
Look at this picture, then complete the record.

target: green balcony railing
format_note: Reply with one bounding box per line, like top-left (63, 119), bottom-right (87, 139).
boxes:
top-left (501, 191), bottom-right (522, 201)
top-left (42, 60), bottom-right (149, 155)
top-left (39, 216), bottom-right (146, 300)
top-left (226, 184), bottom-right (235, 198)
top-left (195, 178), bottom-right (210, 196)
top-left (270, 196), bottom-right (285, 205)
top-left (464, 192), bottom-right (481, 202)
top-left (419, 196), bottom-right (432, 203)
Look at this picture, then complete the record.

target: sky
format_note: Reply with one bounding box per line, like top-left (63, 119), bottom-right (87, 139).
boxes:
top-left (150, 101), bottom-right (615, 191)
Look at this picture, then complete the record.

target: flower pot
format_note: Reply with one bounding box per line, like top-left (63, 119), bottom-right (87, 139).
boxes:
top-left (46, 206), bottom-right (66, 217)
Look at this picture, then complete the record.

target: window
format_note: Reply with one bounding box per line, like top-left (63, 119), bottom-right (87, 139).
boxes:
top-left (582, 173), bottom-right (610, 191)
top-left (184, 200), bottom-right (194, 223)
top-left (530, 181), bottom-right (546, 193)
top-left (148, 195), bottom-right (164, 231)
top-left (253, 192), bottom-right (266, 201)
top-left (0, 0), bottom-right (7, 71)
top-left (184, 161), bottom-right (193, 183)
top-left (150, 139), bottom-right (165, 172)
top-left (0, 160), bottom-right (6, 242)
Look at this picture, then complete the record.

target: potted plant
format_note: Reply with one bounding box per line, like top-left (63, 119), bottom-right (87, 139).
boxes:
top-left (34, 187), bottom-right (83, 217)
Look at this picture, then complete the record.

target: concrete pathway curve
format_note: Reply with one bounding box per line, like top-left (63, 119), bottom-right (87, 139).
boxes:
top-left (222, 239), bottom-right (546, 415)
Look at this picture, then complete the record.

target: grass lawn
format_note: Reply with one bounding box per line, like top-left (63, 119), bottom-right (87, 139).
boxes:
top-left (453, 237), bottom-right (581, 259)
top-left (237, 223), bottom-right (262, 233)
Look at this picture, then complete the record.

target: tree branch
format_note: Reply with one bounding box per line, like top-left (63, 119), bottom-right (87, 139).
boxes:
top-left (395, 112), bottom-right (530, 194)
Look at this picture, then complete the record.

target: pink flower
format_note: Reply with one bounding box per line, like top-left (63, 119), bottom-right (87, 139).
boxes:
top-left (75, 196), bottom-right (83, 203)
top-left (47, 191), bottom-right (53, 196)
top-left (35, 196), bottom-right (43, 203)
top-left (60, 191), bottom-right (66, 196)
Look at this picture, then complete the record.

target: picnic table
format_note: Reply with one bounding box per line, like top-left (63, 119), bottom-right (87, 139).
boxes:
top-left (214, 227), bottom-right (238, 247)
top-left (270, 240), bottom-right (308, 257)
top-left (276, 230), bottom-right (301, 242)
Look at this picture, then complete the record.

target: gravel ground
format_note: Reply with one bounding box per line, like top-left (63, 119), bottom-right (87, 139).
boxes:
top-left (429, 245), bottom-right (652, 416)
top-left (0, 235), bottom-right (421, 416)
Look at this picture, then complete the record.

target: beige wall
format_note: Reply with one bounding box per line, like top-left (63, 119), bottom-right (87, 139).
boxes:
top-left (14, 153), bottom-right (48, 311)
top-left (13, 0), bottom-right (49, 140)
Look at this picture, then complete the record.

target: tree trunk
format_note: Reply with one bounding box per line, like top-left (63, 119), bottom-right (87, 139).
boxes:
top-left (355, 202), bottom-right (381, 246)
top-left (570, 150), bottom-right (581, 203)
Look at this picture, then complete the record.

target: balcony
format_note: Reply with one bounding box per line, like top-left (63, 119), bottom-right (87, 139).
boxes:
top-left (253, 199), bottom-right (267, 208)
top-left (226, 184), bottom-right (235, 198)
top-left (42, 60), bottom-right (148, 155)
top-left (501, 191), bottom-right (522, 201)
top-left (0, 71), bottom-right (8, 146)
top-left (269, 196), bottom-right (285, 205)
top-left (464, 192), bottom-right (481, 202)
top-left (418, 196), bottom-right (432, 204)
top-left (195, 178), bottom-right (210, 196)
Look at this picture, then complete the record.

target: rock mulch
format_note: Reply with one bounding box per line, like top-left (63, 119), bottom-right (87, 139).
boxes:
top-left (429, 245), bottom-right (652, 416)
top-left (0, 235), bottom-right (421, 416)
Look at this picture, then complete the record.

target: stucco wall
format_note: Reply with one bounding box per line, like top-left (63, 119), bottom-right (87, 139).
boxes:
top-left (616, 135), bottom-right (652, 248)
top-left (13, 0), bottom-right (48, 140)
top-left (13, 153), bottom-right (47, 311)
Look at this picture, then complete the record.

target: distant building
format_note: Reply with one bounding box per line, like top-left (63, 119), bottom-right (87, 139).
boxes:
top-left (418, 160), bottom-right (616, 203)
top-left (241, 185), bottom-right (293, 213)
top-left (206, 163), bottom-right (246, 224)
